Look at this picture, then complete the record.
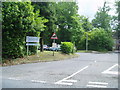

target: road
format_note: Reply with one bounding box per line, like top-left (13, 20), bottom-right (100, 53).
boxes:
top-left (2, 52), bottom-right (119, 88)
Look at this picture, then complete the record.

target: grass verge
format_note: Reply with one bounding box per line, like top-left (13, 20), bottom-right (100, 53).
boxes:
top-left (1, 51), bottom-right (79, 67)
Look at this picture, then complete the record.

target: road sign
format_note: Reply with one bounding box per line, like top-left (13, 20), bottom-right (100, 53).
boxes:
top-left (26, 36), bottom-right (40, 56)
top-left (51, 33), bottom-right (58, 39)
top-left (26, 36), bottom-right (39, 42)
top-left (26, 43), bottom-right (39, 46)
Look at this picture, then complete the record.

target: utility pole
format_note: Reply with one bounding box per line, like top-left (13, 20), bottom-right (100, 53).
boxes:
top-left (86, 33), bottom-right (88, 51)
top-left (52, 25), bottom-right (59, 56)
top-left (53, 29), bottom-right (56, 56)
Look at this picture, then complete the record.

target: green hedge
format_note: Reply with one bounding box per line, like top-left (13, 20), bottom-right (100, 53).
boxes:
top-left (76, 28), bottom-right (114, 51)
top-left (2, 2), bottom-right (47, 59)
top-left (61, 42), bottom-right (75, 54)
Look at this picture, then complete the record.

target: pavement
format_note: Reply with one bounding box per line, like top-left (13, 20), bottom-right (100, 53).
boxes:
top-left (1, 52), bottom-right (119, 88)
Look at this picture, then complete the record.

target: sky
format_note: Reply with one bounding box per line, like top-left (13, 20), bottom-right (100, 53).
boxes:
top-left (76, 0), bottom-right (117, 21)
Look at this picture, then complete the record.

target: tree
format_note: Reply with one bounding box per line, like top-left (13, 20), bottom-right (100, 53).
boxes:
top-left (115, 1), bottom-right (120, 39)
top-left (32, 2), bottom-right (57, 47)
top-left (55, 2), bottom-right (78, 43)
top-left (92, 2), bottom-right (112, 32)
top-left (2, 2), bottom-right (47, 59)
top-left (71, 15), bottom-right (93, 49)
top-left (89, 28), bottom-right (114, 51)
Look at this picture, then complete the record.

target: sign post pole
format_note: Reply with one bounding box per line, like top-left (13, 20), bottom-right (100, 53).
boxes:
top-left (50, 33), bottom-right (58, 56)
top-left (53, 39), bottom-right (55, 56)
top-left (26, 36), bottom-right (40, 57)
top-left (27, 45), bottom-right (29, 56)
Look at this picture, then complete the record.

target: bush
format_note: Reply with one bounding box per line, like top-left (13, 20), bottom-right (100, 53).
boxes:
top-left (2, 2), bottom-right (47, 59)
top-left (61, 42), bottom-right (75, 54)
top-left (88, 28), bottom-right (114, 51)
top-left (77, 28), bottom-right (114, 51)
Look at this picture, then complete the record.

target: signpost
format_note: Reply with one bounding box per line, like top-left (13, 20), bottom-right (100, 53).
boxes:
top-left (51, 33), bottom-right (58, 56)
top-left (26, 36), bottom-right (40, 57)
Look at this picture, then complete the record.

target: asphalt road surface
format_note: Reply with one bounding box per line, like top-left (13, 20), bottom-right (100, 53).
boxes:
top-left (2, 52), bottom-right (119, 88)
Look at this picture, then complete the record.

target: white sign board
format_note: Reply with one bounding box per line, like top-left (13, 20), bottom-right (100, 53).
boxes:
top-left (52, 43), bottom-right (57, 47)
top-left (26, 36), bottom-right (39, 42)
top-left (26, 36), bottom-right (40, 56)
top-left (26, 43), bottom-right (39, 46)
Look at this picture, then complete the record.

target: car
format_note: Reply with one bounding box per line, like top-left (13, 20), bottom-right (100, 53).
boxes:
top-left (38, 45), bottom-right (49, 50)
top-left (43, 45), bottom-right (49, 50)
top-left (49, 47), bottom-right (61, 51)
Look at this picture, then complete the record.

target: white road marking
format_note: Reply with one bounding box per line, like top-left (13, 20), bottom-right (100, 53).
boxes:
top-left (8, 77), bottom-right (21, 80)
top-left (102, 64), bottom-right (118, 75)
top-left (63, 80), bottom-right (77, 82)
top-left (88, 81), bottom-right (108, 85)
top-left (86, 84), bottom-right (107, 88)
top-left (87, 81), bottom-right (108, 88)
top-left (31, 80), bottom-right (46, 83)
top-left (56, 82), bottom-right (73, 85)
top-left (55, 66), bottom-right (89, 85)
top-left (63, 66), bottom-right (89, 80)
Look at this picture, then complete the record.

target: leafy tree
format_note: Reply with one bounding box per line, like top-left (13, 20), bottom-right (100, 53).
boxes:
top-left (89, 28), bottom-right (114, 51)
top-left (2, 2), bottom-right (47, 59)
top-left (32, 2), bottom-right (57, 47)
top-left (92, 2), bottom-right (112, 32)
top-left (115, 1), bottom-right (120, 39)
top-left (55, 2), bottom-right (78, 43)
top-left (71, 15), bottom-right (93, 49)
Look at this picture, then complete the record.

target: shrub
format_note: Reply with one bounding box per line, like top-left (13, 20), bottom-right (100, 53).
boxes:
top-left (88, 28), bottom-right (114, 51)
top-left (61, 42), bottom-right (75, 54)
top-left (77, 28), bottom-right (114, 51)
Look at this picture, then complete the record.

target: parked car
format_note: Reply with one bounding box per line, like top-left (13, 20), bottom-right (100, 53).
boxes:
top-left (49, 47), bottom-right (61, 51)
top-left (43, 45), bottom-right (49, 50)
top-left (38, 45), bottom-right (49, 50)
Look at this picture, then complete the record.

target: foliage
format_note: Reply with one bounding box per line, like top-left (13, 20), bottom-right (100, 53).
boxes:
top-left (32, 2), bottom-right (57, 45)
top-left (71, 15), bottom-right (93, 49)
top-left (55, 2), bottom-right (78, 43)
top-left (2, 2), bottom-right (47, 59)
top-left (92, 2), bottom-right (112, 32)
top-left (61, 42), bottom-right (75, 54)
top-left (115, 1), bottom-right (120, 39)
top-left (78, 28), bottom-right (114, 51)
top-left (89, 28), bottom-right (113, 51)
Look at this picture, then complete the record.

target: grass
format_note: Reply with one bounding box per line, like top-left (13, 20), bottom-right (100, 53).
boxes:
top-left (1, 51), bottom-right (79, 67)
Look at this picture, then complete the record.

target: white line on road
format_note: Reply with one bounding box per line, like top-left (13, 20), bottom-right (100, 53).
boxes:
top-left (55, 66), bottom-right (89, 85)
top-left (63, 66), bottom-right (89, 80)
top-left (8, 77), bottom-right (21, 80)
top-left (56, 82), bottom-right (73, 85)
top-left (88, 81), bottom-right (108, 85)
top-left (102, 64), bottom-right (118, 75)
top-left (86, 84), bottom-right (107, 88)
top-left (31, 80), bottom-right (46, 83)
top-left (63, 80), bottom-right (77, 82)
top-left (87, 81), bottom-right (108, 88)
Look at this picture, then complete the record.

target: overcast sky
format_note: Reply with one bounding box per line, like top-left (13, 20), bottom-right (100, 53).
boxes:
top-left (76, 0), bottom-right (116, 21)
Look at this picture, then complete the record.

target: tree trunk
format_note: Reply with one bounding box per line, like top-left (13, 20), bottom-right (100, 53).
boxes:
top-left (40, 31), bottom-right (43, 52)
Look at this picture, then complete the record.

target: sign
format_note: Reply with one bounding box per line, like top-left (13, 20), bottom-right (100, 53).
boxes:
top-left (26, 36), bottom-right (40, 56)
top-left (26, 43), bottom-right (39, 46)
top-left (26, 36), bottom-right (39, 42)
top-left (52, 43), bottom-right (57, 47)
top-left (51, 33), bottom-right (58, 39)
